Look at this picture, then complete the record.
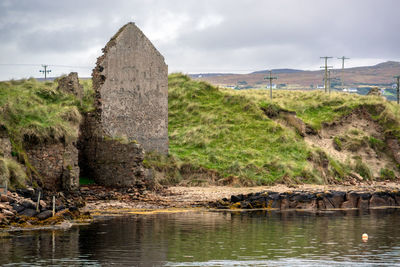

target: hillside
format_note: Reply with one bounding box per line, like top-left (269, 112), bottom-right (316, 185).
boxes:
top-left (0, 78), bottom-right (93, 189)
top-left (194, 61), bottom-right (400, 90)
top-left (1, 76), bottom-right (399, 189)
top-left (148, 74), bottom-right (400, 186)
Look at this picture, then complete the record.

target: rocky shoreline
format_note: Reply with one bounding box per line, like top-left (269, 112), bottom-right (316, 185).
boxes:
top-left (211, 189), bottom-right (400, 210)
top-left (0, 188), bottom-right (90, 230)
top-left (2, 183), bottom-right (400, 230)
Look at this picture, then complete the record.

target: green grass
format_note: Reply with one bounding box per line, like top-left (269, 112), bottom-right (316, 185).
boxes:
top-left (79, 176), bottom-right (96, 185)
top-left (0, 78), bottom-right (94, 188)
top-left (165, 74), bottom-right (400, 185)
top-left (228, 89), bottom-right (400, 136)
top-left (168, 74), bottom-right (311, 185)
top-left (0, 78), bottom-right (94, 144)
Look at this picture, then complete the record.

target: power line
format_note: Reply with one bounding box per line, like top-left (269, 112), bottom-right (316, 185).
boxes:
top-left (394, 75), bottom-right (400, 104)
top-left (320, 57), bottom-right (333, 93)
top-left (338, 56), bottom-right (350, 91)
top-left (264, 70), bottom-right (277, 99)
top-left (0, 63), bottom-right (92, 69)
top-left (39, 65), bottom-right (51, 80)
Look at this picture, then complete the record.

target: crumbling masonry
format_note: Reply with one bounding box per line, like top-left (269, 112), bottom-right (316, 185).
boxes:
top-left (79, 22), bottom-right (168, 186)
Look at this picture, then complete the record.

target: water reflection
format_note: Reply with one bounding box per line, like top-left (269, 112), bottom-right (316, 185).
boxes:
top-left (1, 209), bottom-right (400, 266)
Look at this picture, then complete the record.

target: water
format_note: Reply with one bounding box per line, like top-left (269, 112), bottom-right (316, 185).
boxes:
top-left (1, 209), bottom-right (400, 266)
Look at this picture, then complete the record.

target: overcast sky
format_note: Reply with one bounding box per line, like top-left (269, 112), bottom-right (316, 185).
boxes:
top-left (0, 0), bottom-right (399, 80)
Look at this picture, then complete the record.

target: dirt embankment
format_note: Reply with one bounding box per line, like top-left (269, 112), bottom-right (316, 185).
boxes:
top-left (304, 108), bottom-right (399, 178)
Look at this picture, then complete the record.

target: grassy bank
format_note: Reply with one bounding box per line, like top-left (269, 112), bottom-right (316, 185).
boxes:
top-left (154, 74), bottom-right (400, 186)
top-left (0, 78), bottom-right (94, 188)
top-left (1, 75), bottom-right (399, 188)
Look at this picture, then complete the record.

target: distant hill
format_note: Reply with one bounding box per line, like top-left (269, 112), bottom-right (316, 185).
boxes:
top-left (189, 73), bottom-right (234, 79)
top-left (251, 68), bottom-right (303, 74)
top-left (195, 61), bottom-right (400, 90)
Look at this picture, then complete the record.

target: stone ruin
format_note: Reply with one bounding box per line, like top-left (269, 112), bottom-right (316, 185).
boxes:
top-left (56, 72), bottom-right (84, 99)
top-left (1, 22), bottom-right (168, 191)
top-left (79, 22), bottom-right (168, 187)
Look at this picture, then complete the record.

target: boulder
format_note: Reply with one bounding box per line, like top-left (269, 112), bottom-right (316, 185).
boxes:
top-left (19, 208), bottom-right (37, 217)
top-left (280, 198), bottom-right (290, 210)
top-left (20, 199), bottom-right (36, 209)
top-left (329, 191), bottom-right (346, 208)
top-left (358, 198), bottom-right (369, 209)
top-left (231, 194), bottom-right (243, 203)
top-left (37, 210), bottom-right (53, 220)
top-left (0, 194), bottom-right (8, 202)
top-left (2, 209), bottom-right (14, 217)
top-left (370, 195), bottom-right (388, 207)
top-left (11, 203), bottom-right (25, 213)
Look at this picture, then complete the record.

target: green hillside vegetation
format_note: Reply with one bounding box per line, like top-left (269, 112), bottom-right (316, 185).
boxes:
top-left (148, 74), bottom-right (400, 186)
top-left (1, 75), bottom-right (399, 189)
top-left (0, 78), bottom-right (94, 188)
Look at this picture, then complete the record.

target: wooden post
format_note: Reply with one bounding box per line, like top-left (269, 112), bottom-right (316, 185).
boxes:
top-left (36, 191), bottom-right (41, 212)
top-left (52, 196), bottom-right (56, 217)
top-left (4, 181), bottom-right (7, 195)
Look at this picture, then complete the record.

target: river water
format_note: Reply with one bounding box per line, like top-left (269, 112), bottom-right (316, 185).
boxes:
top-left (1, 209), bottom-right (400, 266)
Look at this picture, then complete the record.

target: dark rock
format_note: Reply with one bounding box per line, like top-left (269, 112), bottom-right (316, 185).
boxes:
top-left (56, 205), bottom-right (66, 212)
top-left (251, 200), bottom-right (265, 208)
top-left (69, 206), bottom-right (78, 212)
top-left (241, 201), bottom-right (253, 209)
top-left (6, 196), bottom-right (15, 204)
top-left (37, 210), bottom-right (53, 220)
top-left (280, 198), bottom-right (290, 210)
top-left (370, 195), bottom-right (388, 207)
top-left (317, 200), bottom-right (326, 210)
top-left (0, 194), bottom-right (8, 202)
top-left (345, 192), bottom-right (359, 208)
top-left (322, 197), bottom-right (335, 209)
top-left (358, 198), bottom-right (369, 209)
top-left (2, 209), bottom-right (14, 217)
top-left (19, 208), bottom-right (37, 217)
top-left (231, 194), bottom-right (243, 203)
top-left (266, 199), bottom-right (280, 209)
top-left (21, 199), bottom-right (36, 209)
top-left (17, 188), bottom-right (35, 198)
top-left (328, 191), bottom-right (345, 208)
top-left (11, 203), bottom-right (25, 213)
top-left (296, 199), bottom-right (317, 210)
top-left (394, 195), bottom-right (400, 205)
top-left (341, 200), bottom-right (355, 209)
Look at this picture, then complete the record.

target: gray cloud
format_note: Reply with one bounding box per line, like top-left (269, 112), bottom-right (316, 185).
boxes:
top-left (0, 0), bottom-right (399, 80)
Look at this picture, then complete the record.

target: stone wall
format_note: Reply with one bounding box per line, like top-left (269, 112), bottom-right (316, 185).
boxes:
top-left (25, 141), bottom-right (79, 191)
top-left (79, 113), bottom-right (148, 187)
top-left (0, 127), bottom-right (11, 157)
top-left (56, 72), bottom-right (84, 100)
top-left (78, 22), bottom-right (167, 187)
top-left (92, 22), bottom-right (168, 154)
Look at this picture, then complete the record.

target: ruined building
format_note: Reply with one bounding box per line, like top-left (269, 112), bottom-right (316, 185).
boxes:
top-left (79, 22), bottom-right (168, 187)
top-left (0, 23), bottom-right (168, 191)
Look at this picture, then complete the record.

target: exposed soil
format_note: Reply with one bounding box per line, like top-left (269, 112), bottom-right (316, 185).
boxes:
top-left (304, 109), bottom-right (399, 178)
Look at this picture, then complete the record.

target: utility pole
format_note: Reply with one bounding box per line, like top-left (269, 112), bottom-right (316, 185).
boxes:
top-left (327, 69), bottom-right (332, 93)
top-left (264, 70), bottom-right (277, 100)
top-left (338, 56), bottom-right (350, 91)
top-left (394, 75), bottom-right (400, 104)
top-left (39, 65), bottom-right (51, 80)
top-left (320, 57), bottom-right (333, 93)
